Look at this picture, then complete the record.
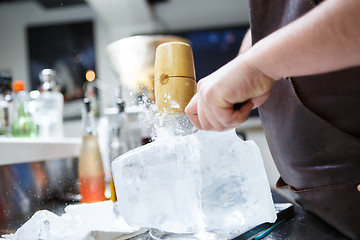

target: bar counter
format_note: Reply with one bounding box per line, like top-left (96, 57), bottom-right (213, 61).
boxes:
top-left (0, 191), bottom-right (349, 239)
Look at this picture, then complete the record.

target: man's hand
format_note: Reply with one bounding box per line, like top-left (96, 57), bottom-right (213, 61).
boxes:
top-left (185, 55), bottom-right (274, 131)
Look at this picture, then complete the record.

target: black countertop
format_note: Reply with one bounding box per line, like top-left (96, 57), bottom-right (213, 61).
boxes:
top-left (259, 205), bottom-right (348, 240)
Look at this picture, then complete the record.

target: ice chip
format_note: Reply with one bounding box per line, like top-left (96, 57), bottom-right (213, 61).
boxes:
top-left (112, 129), bottom-right (277, 236)
top-left (2, 210), bottom-right (75, 240)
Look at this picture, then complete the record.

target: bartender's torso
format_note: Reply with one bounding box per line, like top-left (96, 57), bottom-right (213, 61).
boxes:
top-left (248, 1), bottom-right (360, 239)
top-left (249, 0), bottom-right (360, 189)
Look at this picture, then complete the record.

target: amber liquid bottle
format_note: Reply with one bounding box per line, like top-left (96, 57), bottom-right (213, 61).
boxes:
top-left (78, 98), bottom-right (106, 203)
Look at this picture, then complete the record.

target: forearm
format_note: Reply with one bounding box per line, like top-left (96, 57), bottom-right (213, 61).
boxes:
top-left (244, 0), bottom-right (360, 80)
top-left (238, 29), bottom-right (252, 55)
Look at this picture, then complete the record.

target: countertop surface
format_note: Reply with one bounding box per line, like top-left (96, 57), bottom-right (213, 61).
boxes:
top-left (0, 196), bottom-right (349, 240)
top-left (0, 137), bottom-right (81, 165)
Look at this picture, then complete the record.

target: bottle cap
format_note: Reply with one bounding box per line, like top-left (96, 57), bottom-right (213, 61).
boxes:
top-left (13, 80), bottom-right (25, 93)
top-left (84, 97), bottom-right (91, 113)
top-left (154, 42), bottom-right (197, 114)
top-left (39, 69), bottom-right (56, 91)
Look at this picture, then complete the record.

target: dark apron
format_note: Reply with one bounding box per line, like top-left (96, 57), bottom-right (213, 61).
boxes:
top-left (249, 1), bottom-right (360, 239)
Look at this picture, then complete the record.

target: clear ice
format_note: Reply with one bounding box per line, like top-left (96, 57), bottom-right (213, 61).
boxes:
top-left (112, 129), bottom-right (277, 237)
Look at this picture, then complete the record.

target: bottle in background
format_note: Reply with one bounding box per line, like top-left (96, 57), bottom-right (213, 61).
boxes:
top-left (108, 98), bottom-right (129, 201)
top-left (0, 92), bottom-right (9, 137)
top-left (0, 73), bottom-right (12, 137)
top-left (32, 69), bottom-right (64, 138)
top-left (11, 80), bottom-right (37, 138)
top-left (78, 97), bottom-right (106, 203)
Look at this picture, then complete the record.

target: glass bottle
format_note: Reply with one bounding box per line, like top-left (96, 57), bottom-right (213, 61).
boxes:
top-left (108, 98), bottom-right (129, 201)
top-left (11, 80), bottom-right (37, 138)
top-left (0, 73), bottom-right (11, 137)
top-left (0, 94), bottom-right (9, 137)
top-left (31, 69), bottom-right (64, 138)
top-left (78, 97), bottom-right (106, 203)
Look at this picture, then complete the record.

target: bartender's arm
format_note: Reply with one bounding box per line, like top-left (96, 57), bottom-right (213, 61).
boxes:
top-left (238, 29), bottom-right (251, 54)
top-left (185, 0), bottom-right (360, 131)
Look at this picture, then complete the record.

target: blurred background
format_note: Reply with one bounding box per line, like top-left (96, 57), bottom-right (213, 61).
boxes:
top-left (0, 0), bottom-right (250, 131)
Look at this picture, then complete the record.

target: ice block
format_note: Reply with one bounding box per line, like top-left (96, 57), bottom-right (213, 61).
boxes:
top-left (112, 130), bottom-right (277, 237)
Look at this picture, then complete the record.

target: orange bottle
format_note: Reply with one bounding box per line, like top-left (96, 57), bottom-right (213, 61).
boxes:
top-left (78, 98), bottom-right (106, 203)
